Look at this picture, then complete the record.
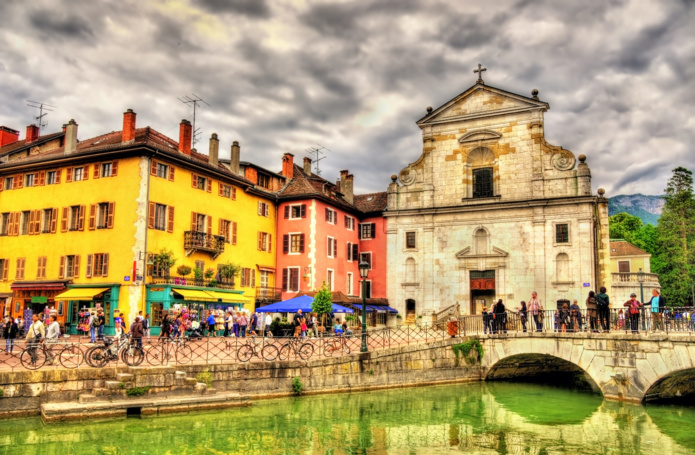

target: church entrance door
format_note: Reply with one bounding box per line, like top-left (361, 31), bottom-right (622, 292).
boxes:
top-left (470, 270), bottom-right (495, 315)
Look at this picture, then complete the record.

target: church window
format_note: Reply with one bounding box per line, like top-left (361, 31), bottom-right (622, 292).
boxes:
top-left (556, 224), bottom-right (569, 243)
top-left (556, 253), bottom-right (570, 282)
top-left (474, 228), bottom-right (488, 255)
top-left (472, 168), bottom-right (494, 198)
top-left (405, 231), bottom-right (416, 249)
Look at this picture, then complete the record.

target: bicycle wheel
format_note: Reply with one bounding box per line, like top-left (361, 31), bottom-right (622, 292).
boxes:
top-left (237, 344), bottom-right (253, 362)
top-left (278, 344), bottom-right (292, 361)
top-left (298, 342), bottom-right (314, 360)
top-left (145, 344), bottom-right (164, 366)
top-left (261, 344), bottom-right (279, 361)
top-left (20, 346), bottom-right (46, 370)
top-left (341, 339), bottom-right (351, 354)
top-left (121, 345), bottom-right (144, 366)
top-left (175, 344), bottom-right (193, 364)
top-left (59, 344), bottom-right (85, 369)
top-left (85, 346), bottom-right (109, 368)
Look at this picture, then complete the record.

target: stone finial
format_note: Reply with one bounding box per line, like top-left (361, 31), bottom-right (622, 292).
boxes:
top-left (391, 174), bottom-right (398, 182)
top-left (532, 89), bottom-right (539, 100)
top-left (578, 154), bottom-right (586, 163)
top-left (426, 106), bottom-right (433, 113)
top-left (598, 188), bottom-right (606, 196)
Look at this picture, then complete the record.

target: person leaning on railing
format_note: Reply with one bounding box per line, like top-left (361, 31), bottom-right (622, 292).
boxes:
top-left (528, 292), bottom-right (543, 332)
top-left (646, 289), bottom-right (666, 332)
top-left (623, 293), bottom-right (643, 334)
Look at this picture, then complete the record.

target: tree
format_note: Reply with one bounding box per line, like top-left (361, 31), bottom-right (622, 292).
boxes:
top-left (654, 167), bottom-right (695, 306)
top-left (609, 212), bottom-right (644, 242)
top-left (312, 282), bottom-right (333, 328)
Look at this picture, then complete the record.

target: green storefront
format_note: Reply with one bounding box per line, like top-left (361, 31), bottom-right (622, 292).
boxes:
top-left (55, 284), bottom-right (121, 336)
top-left (146, 284), bottom-right (250, 335)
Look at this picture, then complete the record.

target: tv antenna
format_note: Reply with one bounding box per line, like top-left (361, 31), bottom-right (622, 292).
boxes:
top-left (305, 144), bottom-right (329, 176)
top-left (26, 100), bottom-right (56, 133)
top-left (178, 94), bottom-right (210, 147)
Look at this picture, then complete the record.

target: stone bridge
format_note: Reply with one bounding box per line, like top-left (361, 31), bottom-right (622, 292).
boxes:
top-left (479, 332), bottom-right (695, 403)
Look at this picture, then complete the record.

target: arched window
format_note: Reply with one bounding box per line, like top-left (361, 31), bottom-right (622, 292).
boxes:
top-left (466, 147), bottom-right (495, 198)
top-left (405, 258), bottom-right (417, 283)
top-left (556, 253), bottom-right (570, 282)
top-left (474, 228), bottom-right (488, 255)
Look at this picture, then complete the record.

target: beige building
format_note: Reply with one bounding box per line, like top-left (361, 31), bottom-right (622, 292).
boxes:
top-left (610, 240), bottom-right (660, 304)
top-left (385, 74), bottom-right (611, 318)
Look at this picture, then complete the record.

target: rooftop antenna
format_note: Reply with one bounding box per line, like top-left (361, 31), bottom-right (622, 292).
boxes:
top-left (305, 144), bottom-right (329, 176)
top-left (177, 94), bottom-right (210, 147)
top-left (26, 100), bottom-right (56, 133)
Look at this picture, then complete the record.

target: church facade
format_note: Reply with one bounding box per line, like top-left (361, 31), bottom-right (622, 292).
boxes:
top-left (385, 75), bottom-right (611, 318)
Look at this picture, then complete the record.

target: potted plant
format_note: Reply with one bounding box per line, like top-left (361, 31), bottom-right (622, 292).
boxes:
top-left (176, 265), bottom-right (192, 277)
top-left (152, 249), bottom-right (176, 278)
top-left (193, 267), bottom-right (204, 283)
top-left (204, 268), bottom-right (215, 280)
top-left (218, 262), bottom-right (241, 285)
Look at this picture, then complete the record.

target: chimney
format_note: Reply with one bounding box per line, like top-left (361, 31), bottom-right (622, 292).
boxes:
top-left (282, 153), bottom-right (294, 178)
top-left (0, 126), bottom-right (19, 147)
top-left (26, 124), bottom-right (40, 143)
top-left (209, 133), bottom-right (219, 166)
top-left (122, 109), bottom-right (136, 143)
top-left (343, 172), bottom-right (354, 204)
top-left (303, 157), bottom-right (312, 176)
top-left (178, 119), bottom-right (192, 155)
top-left (335, 179), bottom-right (341, 192)
top-left (230, 141), bottom-right (240, 174)
top-left (64, 119), bottom-right (78, 155)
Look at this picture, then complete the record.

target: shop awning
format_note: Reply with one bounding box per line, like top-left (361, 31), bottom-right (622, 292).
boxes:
top-left (206, 291), bottom-right (251, 304)
top-left (54, 287), bottom-right (109, 301)
top-left (172, 288), bottom-right (217, 301)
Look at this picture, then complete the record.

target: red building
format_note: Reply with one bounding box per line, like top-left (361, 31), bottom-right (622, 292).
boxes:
top-left (275, 154), bottom-right (392, 324)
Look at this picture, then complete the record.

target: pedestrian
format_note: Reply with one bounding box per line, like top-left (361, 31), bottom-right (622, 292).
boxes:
top-left (293, 310), bottom-right (304, 338)
top-left (3, 316), bottom-right (18, 353)
top-left (224, 311), bottom-right (232, 337)
top-left (172, 314), bottom-right (182, 339)
top-left (45, 315), bottom-right (61, 364)
top-left (617, 308), bottom-right (625, 330)
top-left (586, 291), bottom-right (599, 332)
top-left (233, 311), bottom-right (240, 337)
top-left (131, 316), bottom-right (144, 349)
top-left (264, 313), bottom-right (273, 338)
top-left (96, 308), bottom-right (106, 341)
top-left (518, 301), bottom-right (528, 333)
top-left (238, 312), bottom-right (248, 338)
top-left (249, 311), bottom-right (258, 337)
top-left (143, 313), bottom-right (151, 342)
top-left (560, 303), bottom-right (570, 333)
top-left (646, 289), bottom-right (666, 332)
top-left (624, 293), bottom-right (642, 334)
top-left (528, 292), bottom-right (543, 332)
top-left (206, 311), bottom-right (216, 337)
top-left (493, 299), bottom-right (506, 334)
top-left (310, 313), bottom-right (319, 338)
top-left (596, 286), bottom-right (610, 332)
top-left (160, 313), bottom-right (172, 339)
top-left (570, 299), bottom-right (582, 333)
top-left (25, 314), bottom-right (45, 363)
top-left (482, 307), bottom-right (491, 334)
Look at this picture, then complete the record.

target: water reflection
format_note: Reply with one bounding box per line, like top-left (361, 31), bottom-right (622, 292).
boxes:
top-left (0, 383), bottom-right (694, 454)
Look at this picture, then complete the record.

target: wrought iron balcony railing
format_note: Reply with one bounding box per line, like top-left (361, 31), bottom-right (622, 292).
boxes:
top-left (184, 231), bottom-right (225, 258)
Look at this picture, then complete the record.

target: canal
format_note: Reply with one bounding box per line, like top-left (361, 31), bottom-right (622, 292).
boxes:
top-left (1, 382), bottom-right (695, 454)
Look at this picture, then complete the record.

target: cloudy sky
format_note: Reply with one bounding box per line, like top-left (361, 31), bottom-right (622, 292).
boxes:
top-left (0, 0), bottom-right (693, 196)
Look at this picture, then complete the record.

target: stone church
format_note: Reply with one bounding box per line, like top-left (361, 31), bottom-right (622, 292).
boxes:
top-left (385, 69), bottom-right (611, 318)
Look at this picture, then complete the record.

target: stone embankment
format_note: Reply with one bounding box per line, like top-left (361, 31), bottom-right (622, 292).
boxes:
top-left (0, 338), bottom-right (481, 422)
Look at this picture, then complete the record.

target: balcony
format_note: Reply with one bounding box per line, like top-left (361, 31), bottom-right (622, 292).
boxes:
top-left (149, 275), bottom-right (235, 290)
top-left (184, 231), bottom-right (225, 259)
top-left (612, 272), bottom-right (660, 286)
top-left (255, 287), bottom-right (283, 304)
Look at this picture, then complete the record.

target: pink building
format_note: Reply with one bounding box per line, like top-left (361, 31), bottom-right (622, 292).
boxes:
top-left (275, 154), bottom-right (393, 325)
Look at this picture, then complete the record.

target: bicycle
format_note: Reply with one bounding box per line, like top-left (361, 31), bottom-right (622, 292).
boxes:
top-left (278, 337), bottom-right (314, 361)
top-left (321, 334), bottom-right (351, 357)
top-left (84, 334), bottom-right (133, 367)
top-left (145, 336), bottom-right (193, 365)
top-left (19, 340), bottom-right (57, 370)
top-left (56, 336), bottom-right (86, 369)
top-left (237, 336), bottom-right (279, 362)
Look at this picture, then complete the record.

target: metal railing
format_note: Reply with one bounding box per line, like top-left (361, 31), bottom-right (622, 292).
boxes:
top-left (183, 231), bottom-right (225, 255)
top-left (149, 276), bottom-right (235, 290)
top-left (255, 287), bottom-right (283, 301)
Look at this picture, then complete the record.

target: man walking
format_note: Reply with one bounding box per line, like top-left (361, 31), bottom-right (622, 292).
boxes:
top-left (45, 315), bottom-right (61, 364)
top-left (528, 292), bottom-right (543, 332)
top-left (96, 308), bottom-right (105, 341)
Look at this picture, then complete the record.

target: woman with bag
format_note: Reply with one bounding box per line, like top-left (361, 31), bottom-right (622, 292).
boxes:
top-left (623, 293), bottom-right (642, 334)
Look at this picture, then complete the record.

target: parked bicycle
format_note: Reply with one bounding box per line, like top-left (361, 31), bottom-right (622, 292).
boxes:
top-left (85, 334), bottom-right (137, 367)
top-left (56, 336), bottom-right (86, 369)
top-left (19, 340), bottom-right (60, 370)
top-left (237, 336), bottom-right (279, 362)
top-left (278, 337), bottom-right (314, 361)
top-left (145, 337), bottom-right (193, 365)
top-left (321, 335), bottom-right (351, 357)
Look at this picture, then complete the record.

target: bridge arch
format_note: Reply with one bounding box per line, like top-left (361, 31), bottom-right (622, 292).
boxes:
top-left (644, 368), bottom-right (695, 405)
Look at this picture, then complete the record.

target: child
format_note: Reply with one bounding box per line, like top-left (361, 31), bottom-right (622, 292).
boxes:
top-left (334, 319), bottom-right (343, 336)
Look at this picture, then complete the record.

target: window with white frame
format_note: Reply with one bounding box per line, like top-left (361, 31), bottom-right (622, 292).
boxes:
top-left (359, 223), bottom-right (375, 239)
top-left (288, 204), bottom-right (305, 219)
top-left (327, 236), bottom-right (337, 258)
top-left (25, 174), bottom-right (35, 187)
top-left (327, 269), bottom-right (334, 291)
top-left (325, 208), bottom-right (337, 224)
top-left (258, 201), bottom-right (270, 217)
top-left (284, 267), bottom-right (300, 292)
top-left (346, 272), bottom-right (353, 295)
top-left (344, 215), bottom-right (355, 230)
top-left (359, 252), bottom-right (372, 269)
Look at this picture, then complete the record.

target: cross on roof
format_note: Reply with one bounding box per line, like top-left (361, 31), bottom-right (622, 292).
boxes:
top-left (474, 63), bottom-right (487, 84)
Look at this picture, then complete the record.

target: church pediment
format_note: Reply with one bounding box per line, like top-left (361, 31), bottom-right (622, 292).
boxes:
top-left (458, 130), bottom-right (501, 144)
top-left (417, 84), bottom-right (549, 126)
top-left (455, 246), bottom-right (509, 259)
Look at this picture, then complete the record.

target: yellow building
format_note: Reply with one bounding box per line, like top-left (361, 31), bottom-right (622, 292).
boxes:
top-left (0, 110), bottom-right (277, 334)
top-left (609, 240), bottom-right (660, 304)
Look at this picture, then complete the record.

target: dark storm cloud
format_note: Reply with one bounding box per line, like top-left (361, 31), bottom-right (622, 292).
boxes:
top-left (28, 10), bottom-right (95, 41)
top-left (196, 0), bottom-right (271, 17)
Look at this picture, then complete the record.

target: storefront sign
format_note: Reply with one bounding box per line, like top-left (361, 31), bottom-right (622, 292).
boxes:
top-left (583, 283), bottom-right (590, 287)
top-left (31, 296), bottom-right (48, 304)
top-left (150, 288), bottom-right (164, 292)
top-left (124, 276), bottom-right (131, 281)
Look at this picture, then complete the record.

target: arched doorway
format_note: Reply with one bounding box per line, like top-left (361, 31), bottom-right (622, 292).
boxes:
top-left (405, 299), bottom-right (416, 323)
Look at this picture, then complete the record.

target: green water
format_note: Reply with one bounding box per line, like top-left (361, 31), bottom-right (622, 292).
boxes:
top-left (1, 382), bottom-right (695, 454)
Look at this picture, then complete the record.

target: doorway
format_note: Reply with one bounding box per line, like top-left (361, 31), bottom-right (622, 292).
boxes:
top-left (406, 299), bottom-right (416, 321)
top-left (470, 270), bottom-right (495, 315)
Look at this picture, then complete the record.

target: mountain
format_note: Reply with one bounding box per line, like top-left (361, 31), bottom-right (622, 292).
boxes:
top-left (608, 194), bottom-right (664, 226)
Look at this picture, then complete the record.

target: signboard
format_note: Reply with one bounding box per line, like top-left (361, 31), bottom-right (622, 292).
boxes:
top-left (583, 283), bottom-right (590, 287)
top-left (124, 276), bottom-right (131, 282)
top-left (31, 296), bottom-right (48, 304)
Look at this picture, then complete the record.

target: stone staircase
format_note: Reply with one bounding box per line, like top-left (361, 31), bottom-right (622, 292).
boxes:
top-left (405, 313), bottom-right (416, 325)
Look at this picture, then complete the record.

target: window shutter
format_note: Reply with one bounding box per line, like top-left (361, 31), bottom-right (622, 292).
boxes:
top-left (301, 204), bottom-right (306, 218)
top-left (218, 183), bottom-right (223, 196)
top-left (334, 239), bottom-right (337, 257)
top-left (353, 244), bottom-right (358, 261)
top-left (55, 169), bottom-right (61, 184)
top-left (2, 261), bottom-right (8, 280)
top-left (206, 215), bottom-right (212, 236)
top-left (61, 207), bottom-right (68, 232)
top-left (232, 222), bottom-right (237, 245)
top-left (50, 208), bottom-right (57, 233)
top-left (371, 223), bottom-right (376, 238)
top-left (0, 177), bottom-right (3, 191)
top-left (231, 187), bottom-right (236, 200)
top-left (299, 234), bottom-right (305, 253)
top-left (282, 268), bottom-right (288, 291)
top-left (325, 208), bottom-right (329, 221)
top-left (284, 206), bottom-right (289, 219)
top-left (218, 219), bottom-right (223, 236)
top-left (269, 234), bottom-right (272, 253)
top-left (347, 243), bottom-right (351, 260)
top-left (86, 254), bottom-right (93, 278)
top-left (111, 161), bottom-right (118, 176)
top-left (78, 205), bottom-right (86, 231)
top-left (167, 206), bottom-right (174, 233)
top-left (251, 269), bottom-right (255, 287)
top-left (151, 160), bottom-right (157, 176)
top-left (73, 255), bottom-right (80, 278)
top-left (107, 202), bottom-right (115, 229)
top-left (240, 269), bottom-right (246, 287)
top-left (147, 202), bottom-right (156, 229)
top-left (206, 179), bottom-right (212, 193)
top-left (283, 235), bottom-right (289, 254)
top-left (257, 201), bottom-right (262, 216)
top-left (11, 177), bottom-right (17, 189)
top-left (88, 204), bottom-right (96, 230)
top-left (345, 216), bottom-right (348, 228)
top-left (191, 174), bottom-right (197, 189)
top-left (257, 232), bottom-right (262, 251)
top-left (358, 225), bottom-right (363, 240)
top-left (190, 212), bottom-right (197, 232)
top-left (16, 174), bottom-right (23, 189)
top-left (28, 211), bottom-right (35, 235)
top-left (59, 256), bottom-right (65, 279)
top-left (102, 253), bottom-right (109, 277)
top-left (12, 212), bottom-right (20, 236)
top-left (34, 210), bottom-right (41, 234)
top-left (66, 167), bottom-right (73, 183)
top-left (38, 171), bottom-right (45, 186)
top-left (94, 164), bottom-right (101, 179)
top-left (168, 166), bottom-right (175, 182)
top-left (83, 165), bottom-right (89, 180)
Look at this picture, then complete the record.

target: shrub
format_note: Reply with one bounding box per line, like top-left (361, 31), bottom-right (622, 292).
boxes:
top-left (197, 371), bottom-right (214, 388)
top-left (177, 265), bottom-right (192, 276)
top-left (204, 268), bottom-right (215, 280)
top-left (452, 340), bottom-right (484, 366)
top-left (292, 377), bottom-right (303, 396)
top-left (125, 386), bottom-right (151, 397)
top-left (193, 268), bottom-right (204, 280)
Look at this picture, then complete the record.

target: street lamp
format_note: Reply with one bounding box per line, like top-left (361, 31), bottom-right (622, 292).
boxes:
top-left (358, 261), bottom-right (370, 353)
top-left (638, 268), bottom-right (645, 303)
